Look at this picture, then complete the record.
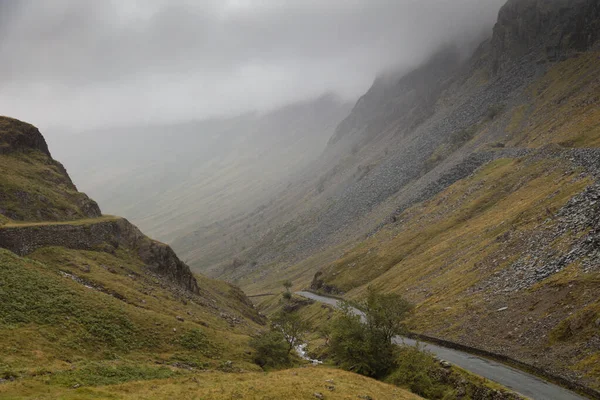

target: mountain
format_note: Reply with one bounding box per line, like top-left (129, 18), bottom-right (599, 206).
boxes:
top-left (172, 0), bottom-right (600, 390)
top-left (48, 94), bottom-right (352, 243)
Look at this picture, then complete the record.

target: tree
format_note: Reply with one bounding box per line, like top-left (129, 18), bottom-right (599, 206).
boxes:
top-left (282, 280), bottom-right (293, 300)
top-left (249, 330), bottom-right (290, 369)
top-left (272, 310), bottom-right (309, 354)
top-left (328, 288), bottom-right (413, 378)
top-left (360, 288), bottom-right (413, 343)
top-left (282, 280), bottom-right (293, 292)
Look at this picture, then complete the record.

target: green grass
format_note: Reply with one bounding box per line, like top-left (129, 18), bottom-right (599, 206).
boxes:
top-left (509, 51), bottom-right (600, 147)
top-left (0, 246), bottom-right (266, 392)
top-left (48, 362), bottom-right (179, 387)
top-left (0, 150), bottom-right (97, 222)
top-left (2, 215), bottom-right (120, 228)
top-left (0, 367), bottom-right (422, 400)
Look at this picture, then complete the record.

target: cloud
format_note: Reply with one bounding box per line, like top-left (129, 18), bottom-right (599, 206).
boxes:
top-left (0, 0), bottom-right (505, 131)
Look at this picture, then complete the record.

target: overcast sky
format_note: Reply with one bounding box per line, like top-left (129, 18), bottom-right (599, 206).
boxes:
top-left (0, 0), bottom-right (505, 132)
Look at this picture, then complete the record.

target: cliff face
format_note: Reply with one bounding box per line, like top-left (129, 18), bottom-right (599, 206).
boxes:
top-left (490, 0), bottom-right (600, 73)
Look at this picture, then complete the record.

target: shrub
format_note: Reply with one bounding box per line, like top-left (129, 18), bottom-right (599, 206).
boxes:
top-left (176, 329), bottom-right (209, 351)
top-left (50, 363), bottom-right (177, 387)
top-left (249, 331), bottom-right (291, 369)
top-left (387, 345), bottom-right (450, 399)
top-left (328, 288), bottom-right (413, 378)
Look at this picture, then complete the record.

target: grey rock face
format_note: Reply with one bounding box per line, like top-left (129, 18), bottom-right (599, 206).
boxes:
top-left (490, 0), bottom-right (599, 74)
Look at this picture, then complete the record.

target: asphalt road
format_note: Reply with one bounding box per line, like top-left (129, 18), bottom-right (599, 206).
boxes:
top-left (297, 291), bottom-right (589, 400)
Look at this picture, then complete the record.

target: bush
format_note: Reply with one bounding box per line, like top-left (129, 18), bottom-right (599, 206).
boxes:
top-left (176, 329), bottom-right (208, 351)
top-left (328, 288), bottom-right (413, 378)
top-left (249, 331), bottom-right (291, 369)
top-left (387, 345), bottom-right (451, 399)
top-left (50, 363), bottom-right (177, 387)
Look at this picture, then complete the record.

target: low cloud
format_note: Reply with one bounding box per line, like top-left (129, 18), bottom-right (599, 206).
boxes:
top-left (0, 0), bottom-right (505, 131)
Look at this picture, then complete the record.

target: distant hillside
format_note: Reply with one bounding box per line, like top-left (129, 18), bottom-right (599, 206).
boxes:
top-left (49, 94), bottom-right (351, 243)
top-left (172, 0), bottom-right (600, 390)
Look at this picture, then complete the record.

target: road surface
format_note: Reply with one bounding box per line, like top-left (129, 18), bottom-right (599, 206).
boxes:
top-left (297, 291), bottom-right (589, 400)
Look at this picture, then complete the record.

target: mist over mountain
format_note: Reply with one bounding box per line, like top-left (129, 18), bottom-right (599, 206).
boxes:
top-left (49, 94), bottom-right (352, 241)
top-left (0, 0), bottom-right (505, 131)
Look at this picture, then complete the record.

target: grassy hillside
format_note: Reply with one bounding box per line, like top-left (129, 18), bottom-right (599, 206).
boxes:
top-left (0, 117), bottom-right (100, 222)
top-left (0, 366), bottom-right (421, 400)
top-left (0, 247), bottom-right (424, 399)
top-left (507, 52), bottom-right (600, 147)
top-left (0, 247), bottom-right (261, 383)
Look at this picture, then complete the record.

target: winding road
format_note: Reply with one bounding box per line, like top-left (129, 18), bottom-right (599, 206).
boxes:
top-left (297, 291), bottom-right (590, 400)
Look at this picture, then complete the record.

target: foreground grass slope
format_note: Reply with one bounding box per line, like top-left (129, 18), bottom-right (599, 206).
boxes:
top-left (0, 367), bottom-right (421, 400)
top-left (0, 248), bottom-right (261, 383)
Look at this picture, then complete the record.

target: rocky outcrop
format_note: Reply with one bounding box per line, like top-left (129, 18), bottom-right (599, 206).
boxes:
top-left (490, 0), bottom-right (600, 74)
top-left (0, 218), bottom-right (199, 294)
top-left (0, 116), bottom-right (102, 221)
top-left (0, 116), bottom-right (51, 157)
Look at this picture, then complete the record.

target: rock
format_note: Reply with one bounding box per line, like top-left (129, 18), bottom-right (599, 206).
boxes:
top-left (358, 396), bottom-right (373, 400)
top-left (497, 307), bottom-right (508, 312)
top-left (595, 318), bottom-right (600, 328)
top-left (72, 384), bottom-right (81, 389)
top-left (313, 393), bottom-right (324, 399)
top-left (440, 360), bottom-right (452, 368)
top-left (176, 315), bottom-right (184, 322)
top-left (325, 384), bottom-right (335, 391)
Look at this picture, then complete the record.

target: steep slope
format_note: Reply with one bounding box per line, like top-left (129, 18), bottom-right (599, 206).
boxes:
top-left (172, 0), bottom-right (600, 391)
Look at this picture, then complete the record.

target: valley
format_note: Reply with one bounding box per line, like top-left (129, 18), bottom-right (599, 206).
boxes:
top-left (1, 0), bottom-right (600, 398)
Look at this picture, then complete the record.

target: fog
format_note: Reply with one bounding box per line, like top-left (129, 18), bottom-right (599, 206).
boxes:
top-left (0, 0), bottom-right (505, 133)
